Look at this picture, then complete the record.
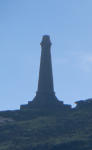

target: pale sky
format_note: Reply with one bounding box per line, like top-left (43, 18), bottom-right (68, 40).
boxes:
top-left (0, 0), bottom-right (92, 111)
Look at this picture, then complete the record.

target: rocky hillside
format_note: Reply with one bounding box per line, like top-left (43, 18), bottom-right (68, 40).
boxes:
top-left (0, 106), bottom-right (92, 150)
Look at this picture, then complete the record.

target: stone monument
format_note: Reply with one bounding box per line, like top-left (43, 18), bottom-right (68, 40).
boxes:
top-left (20, 35), bottom-right (71, 109)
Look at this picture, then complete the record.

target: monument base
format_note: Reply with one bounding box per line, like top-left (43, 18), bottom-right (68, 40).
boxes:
top-left (20, 92), bottom-right (71, 110)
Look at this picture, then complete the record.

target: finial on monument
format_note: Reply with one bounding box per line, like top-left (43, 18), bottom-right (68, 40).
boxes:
top-left (40, 35), bottom-right (52, 47)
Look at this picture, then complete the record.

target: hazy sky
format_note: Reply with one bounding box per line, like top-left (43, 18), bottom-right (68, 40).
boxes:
top-left (0, 0), bottom-right (92, 111)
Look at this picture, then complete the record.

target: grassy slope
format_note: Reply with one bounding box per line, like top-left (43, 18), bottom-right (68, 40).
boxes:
top-left (0, 107), bottom-right (92, 150)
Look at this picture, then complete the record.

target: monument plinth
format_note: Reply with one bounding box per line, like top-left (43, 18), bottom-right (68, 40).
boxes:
top-left (20, 35), bottom-right (71, 109)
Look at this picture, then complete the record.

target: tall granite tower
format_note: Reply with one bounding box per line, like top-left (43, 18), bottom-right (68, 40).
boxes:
top-left (37, 35), bottom-right (54, 93)
top-left (20, 35), bottom-right (71, 109)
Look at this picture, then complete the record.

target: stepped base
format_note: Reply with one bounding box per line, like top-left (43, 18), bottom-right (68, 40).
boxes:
top-left (20, 92), bottom-right (71, 110)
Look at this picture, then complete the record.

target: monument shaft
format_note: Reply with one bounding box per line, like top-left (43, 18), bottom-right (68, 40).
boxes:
top-left (37, 35), bottom-right (54, 92)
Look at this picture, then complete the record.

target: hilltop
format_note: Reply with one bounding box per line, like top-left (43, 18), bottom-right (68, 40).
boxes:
top-left (0, 106), bottom-right (92, 150)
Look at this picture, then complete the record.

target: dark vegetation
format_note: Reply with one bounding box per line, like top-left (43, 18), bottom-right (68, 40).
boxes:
top-left (0, 106), bottom-right (92, 150)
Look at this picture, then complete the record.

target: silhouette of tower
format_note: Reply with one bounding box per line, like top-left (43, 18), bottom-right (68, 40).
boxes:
top-left (37, 35), bottom-right (54, 93)
top-left (20, 35), bottom-right (71, 109)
